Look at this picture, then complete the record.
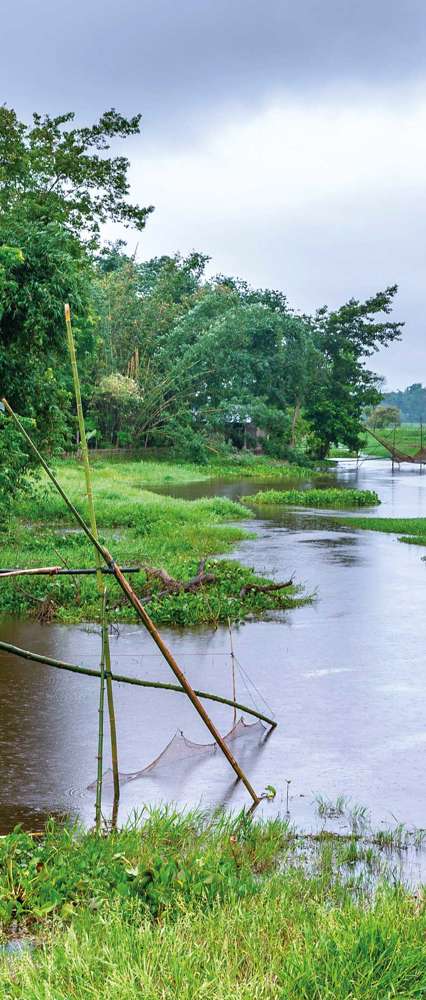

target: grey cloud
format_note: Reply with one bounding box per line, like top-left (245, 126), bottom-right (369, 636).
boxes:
top-left (2, 0), bottom-right (426, 136)
top-left (1, 0), bottom-right (425, 386)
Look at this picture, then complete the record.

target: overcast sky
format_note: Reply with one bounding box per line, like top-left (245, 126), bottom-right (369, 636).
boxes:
top-left (2, 0), bottom-right (426, 388)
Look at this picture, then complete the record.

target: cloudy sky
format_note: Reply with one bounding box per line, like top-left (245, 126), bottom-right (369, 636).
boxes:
top-left (2, 0), bottom-right (426, 387)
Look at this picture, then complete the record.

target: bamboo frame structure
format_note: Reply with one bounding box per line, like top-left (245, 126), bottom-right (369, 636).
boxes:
top-left (2, 397), bottom-right (263, 806)
top-left (0, 638), bottom-right (276, 728)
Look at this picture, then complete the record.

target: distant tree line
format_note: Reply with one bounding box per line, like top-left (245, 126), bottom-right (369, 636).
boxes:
top-left (0, 106), bottom-right (404, 507)
top-left (381, 384), bottom-right (426, 424)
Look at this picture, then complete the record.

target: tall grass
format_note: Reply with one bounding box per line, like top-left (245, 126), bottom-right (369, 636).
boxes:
top-left (1, 811), bottom-right (425, 999)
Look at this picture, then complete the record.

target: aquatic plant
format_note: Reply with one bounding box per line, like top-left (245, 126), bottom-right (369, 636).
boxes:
top-left (246, 487), bottom-right (380, 508)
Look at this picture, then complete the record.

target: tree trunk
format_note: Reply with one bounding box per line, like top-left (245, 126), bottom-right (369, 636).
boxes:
top-left (290, 399), bottom-right (301, 448)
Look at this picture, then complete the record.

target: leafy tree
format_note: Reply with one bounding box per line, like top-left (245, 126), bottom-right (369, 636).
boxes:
top-left (0, 106), bottom-right (152, 456)
top-left (304, 286), bottom-right (403, 456)
top-left (368, 405), bottom-right (401, 429)
top-left (0, 107), bottom-right (153, 241)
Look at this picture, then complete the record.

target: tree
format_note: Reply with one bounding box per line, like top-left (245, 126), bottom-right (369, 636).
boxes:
top-left (383, 383), bottom-right (426, 423)
top-left (0, 106), bottom-right (152, 453)
top-left (0, 107), bottom-right (153, 241)
top-left (368, 405), bottom-right (401, 429)
top-left (304, 286), bottom-right (403, 456)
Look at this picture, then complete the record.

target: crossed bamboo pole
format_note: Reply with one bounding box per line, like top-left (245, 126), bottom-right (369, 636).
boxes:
top-left (0, 638), bottom-right (276, 728)
top-left (1, 398), bottom-right (263, 806)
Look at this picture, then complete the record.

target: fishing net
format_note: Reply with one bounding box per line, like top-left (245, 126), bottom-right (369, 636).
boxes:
top-left (88, 716), bottom-right (266, 790)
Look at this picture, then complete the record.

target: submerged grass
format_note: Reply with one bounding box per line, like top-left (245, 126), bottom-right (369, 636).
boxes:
top-left (340, 515), bottom-right (426, 546)
top-left (0, 460), bottom-right (307, 625)
top-left (1, 810), bottom-right (425, 999)
top-left (246, 487), bottom-right (380, 508)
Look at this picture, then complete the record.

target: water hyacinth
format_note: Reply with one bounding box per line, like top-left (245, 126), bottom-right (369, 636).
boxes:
top-left (246, 487), bottom-right (380, 508)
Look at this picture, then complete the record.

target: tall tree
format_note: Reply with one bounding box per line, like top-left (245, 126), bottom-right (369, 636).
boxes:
top-left (0, 106), bottom-right (152, 449)
top-left (304, 286), bottom-right (403, 456)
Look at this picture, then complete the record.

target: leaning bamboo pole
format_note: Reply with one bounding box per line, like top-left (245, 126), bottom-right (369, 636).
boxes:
top-left (0, 637), bottom-right (276, 728)
top-left (0, 398), bottom-right (262, 804)
top-left (64, 304), bottom-right (120, 814)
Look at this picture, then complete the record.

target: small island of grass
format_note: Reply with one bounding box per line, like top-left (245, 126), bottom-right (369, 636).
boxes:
top-left (245, 487), bottom-right (380, 508)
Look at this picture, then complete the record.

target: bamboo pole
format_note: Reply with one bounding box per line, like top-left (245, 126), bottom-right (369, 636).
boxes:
top-left (95, 614), bottom-right (106, 831)
top-left (2, 398), bottom-right (261, 804)
top-left (0, 567), bottom-right (141, 578)
top-left (64, 304), bottom-right (120, 813)
top-left (0, 638), bottom-right (277, 728)
top-left (228, 618), bottom-right (237, 727)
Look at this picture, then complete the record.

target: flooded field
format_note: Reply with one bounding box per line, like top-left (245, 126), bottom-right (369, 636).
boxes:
top-left (1, 459), bottom-right (425, 839)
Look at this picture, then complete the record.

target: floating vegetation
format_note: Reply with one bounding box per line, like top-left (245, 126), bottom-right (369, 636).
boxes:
top-left (246, 487), bottom-right (380, 508)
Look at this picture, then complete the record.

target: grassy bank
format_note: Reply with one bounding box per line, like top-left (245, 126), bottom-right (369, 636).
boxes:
top-left (1, 810), bottom-right (425, 998)
top-left (246, 487), bottom-right (380, 508)
top-left (63, 453), bottom-right (324, 483)
top-left (341, 515), bottom-right (426, 546)
top-left (0, 458), bottom-right (307, 625)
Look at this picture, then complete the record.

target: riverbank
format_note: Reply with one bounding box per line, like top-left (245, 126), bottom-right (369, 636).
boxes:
top-left (1, 810), bottom-right (425, 998)
top-left (0, 457), bottom-right (310, 625)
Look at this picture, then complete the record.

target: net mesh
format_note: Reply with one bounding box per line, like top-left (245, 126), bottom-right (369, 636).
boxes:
top-left (88, 716), bottom-right (265, 790)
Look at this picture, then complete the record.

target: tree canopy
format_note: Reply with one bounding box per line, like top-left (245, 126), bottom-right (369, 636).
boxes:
top-left (0, 104), bottom-right (405, 507)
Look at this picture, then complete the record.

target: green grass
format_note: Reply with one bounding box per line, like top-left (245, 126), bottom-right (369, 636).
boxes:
top-left (340, 515), bottom-right (426, 546)
top-left (0, 460), bottom-right (307, 625)
top-left (1, 811), bottom-right (425, 999)
top-left (245, 488), bottom-right (380, 508)
top-left (67, 453), bottom-right (321, 483)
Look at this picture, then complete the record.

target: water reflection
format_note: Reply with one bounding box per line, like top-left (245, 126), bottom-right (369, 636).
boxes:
top-left (1, 459), bottom-right (425, 835)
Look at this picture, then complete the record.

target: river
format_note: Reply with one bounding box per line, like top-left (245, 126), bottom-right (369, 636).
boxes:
top-left (1, 458), bottom-right (425, 837)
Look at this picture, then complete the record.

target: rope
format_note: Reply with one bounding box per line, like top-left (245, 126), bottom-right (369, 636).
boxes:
top-left (235, 656), bottom-right (276, 719)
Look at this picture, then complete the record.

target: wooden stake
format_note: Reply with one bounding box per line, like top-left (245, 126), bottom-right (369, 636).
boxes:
top-left (228, 618), bottom-right (237, 727)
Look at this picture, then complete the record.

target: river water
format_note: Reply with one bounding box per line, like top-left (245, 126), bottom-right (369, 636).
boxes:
top-left (1, 459), bottom-right (425, 835)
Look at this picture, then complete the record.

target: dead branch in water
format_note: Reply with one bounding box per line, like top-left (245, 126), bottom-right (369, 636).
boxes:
top-left (239, 578), bottom-right (293, 597)
top-left (142, 559), bottom-right (216, 603)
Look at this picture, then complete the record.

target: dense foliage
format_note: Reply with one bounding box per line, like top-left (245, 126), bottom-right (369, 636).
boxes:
top-left (0, 105), bottom-right (404, 509)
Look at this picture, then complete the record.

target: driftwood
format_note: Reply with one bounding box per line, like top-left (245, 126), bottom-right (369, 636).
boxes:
top-left (141, 560), bottom-right (293, 604)
top-left (142, 559), bottom-right (216, 603)
top-left (239, 578), bottom-right (293, 598)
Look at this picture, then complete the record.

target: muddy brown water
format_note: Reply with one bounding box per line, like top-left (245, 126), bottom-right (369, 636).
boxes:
top-left (1, 459), bottom-right (426, 844)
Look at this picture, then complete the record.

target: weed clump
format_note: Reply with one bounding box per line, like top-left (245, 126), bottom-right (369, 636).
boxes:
top-left (246, 487), bottom-right (380, 508)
